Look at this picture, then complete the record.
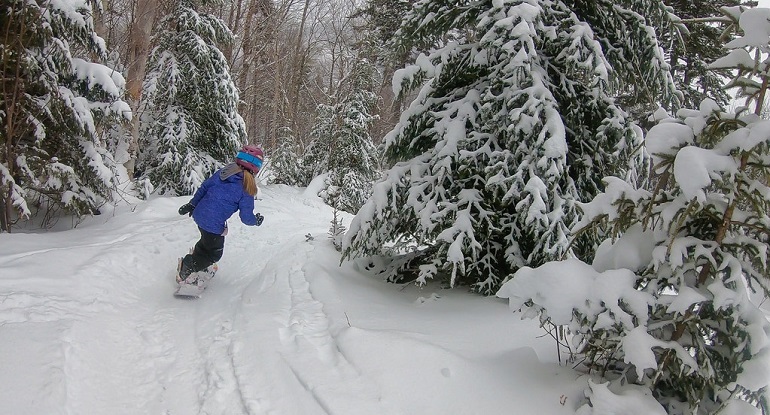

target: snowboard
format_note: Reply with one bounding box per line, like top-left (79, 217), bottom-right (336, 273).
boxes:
top-left (174, 261), bottom-right (218, 298)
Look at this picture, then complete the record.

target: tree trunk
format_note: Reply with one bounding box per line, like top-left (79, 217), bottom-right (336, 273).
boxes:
top-left (123, 0), bottom-right (157, 177)
top-left (269, 38), bottom-right (283, 148)
top-left (92, 0), bottom-right (107, 40)
top-left (288, 0), bottom-right (311, 130)
top-left (267, 3), bottom-right (287, 148)
top-left (1, 1), bottom-right (26, 233)
top-left (222, 0), bottom-right (243, 63)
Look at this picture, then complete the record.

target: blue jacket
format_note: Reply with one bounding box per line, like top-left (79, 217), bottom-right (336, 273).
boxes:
top-left (190, 165), bottom-right (257, 235)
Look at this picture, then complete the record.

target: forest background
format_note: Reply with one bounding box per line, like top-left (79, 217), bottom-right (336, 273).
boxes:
top-left (0, 0), bottom-right (764, 227)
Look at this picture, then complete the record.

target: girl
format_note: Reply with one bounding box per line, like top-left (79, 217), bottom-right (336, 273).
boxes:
top-left (176, 145), bottom-right (265, 283)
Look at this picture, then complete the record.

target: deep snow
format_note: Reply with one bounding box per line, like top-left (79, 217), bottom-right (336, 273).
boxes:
top-left (0, 183), bottom-right (590, 415)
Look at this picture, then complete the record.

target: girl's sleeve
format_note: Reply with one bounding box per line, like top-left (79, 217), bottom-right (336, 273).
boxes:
top-left (238, 194), bottom-right (258, 226)
top-left (190, 174), bottom-right (216, 206)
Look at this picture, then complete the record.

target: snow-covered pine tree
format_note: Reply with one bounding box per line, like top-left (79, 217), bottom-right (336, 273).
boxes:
top-left (352, 0), bottom-right (414, 146)
top-left (0, 0), bottom-right (130, 232)
top-left (343, 0), bottom-right (681, 294)
top-left (326, 186), bottom-right (348, 252)
top-left (303, 60), bottom-right (381, 214)
top-left (663, 0), bottom-right (748, 111)
top-left (324, 61), bottom-right (381, 214)
top-left (138, 0), bottom-right (246, 195)
top-left (352, 0), bottom-right (414, 71)
top-left (353, 0), bottom-right (409, 51)
top-left (300, 103), bottom-right (335, 186)
top-left (499, 6), bottom-right (770, 414)
top-left (269, 127), bottom-right (303, 186)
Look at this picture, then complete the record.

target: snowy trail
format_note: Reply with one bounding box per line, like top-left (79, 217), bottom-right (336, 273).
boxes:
top-left (0, 186), bottom-right (361, 415)
top-left (137, 185), bottom-right (359, 415)
top-left (228, 238), bottom-right (395, 415)
top-left (1, 184), bottom-right (586, 415)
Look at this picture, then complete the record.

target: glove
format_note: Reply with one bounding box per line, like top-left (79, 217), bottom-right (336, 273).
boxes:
top-left (255, 212), bottom-right (264, 226)
top-left (178, 203), bottom-right (195, 216)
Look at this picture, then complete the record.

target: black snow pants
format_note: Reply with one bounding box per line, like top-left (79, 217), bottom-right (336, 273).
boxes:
top-left (180, 227), bottom-right (225, 279)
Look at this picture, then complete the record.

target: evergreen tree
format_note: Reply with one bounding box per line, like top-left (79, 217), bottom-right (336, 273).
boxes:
top-left (0, 0), bottom-right (130, 231)
top-left (327, 186), bottom-right (348, 252)
top-left (343, 0), bottom-right (681, 294)
top-left (352, 0), bottom-right (415, 145)
top-left (664, 0), bottom-right (754, 111)
top-left (506, 103), bottom-right (770, 415)
top-left (300, 103), bottom-right (335, 185)
top-left (500, 6), bottom-right (770, 413)
top-left (269, 127), bottom-right (303, 186)
top-left (324, 61), bottom-right (381, 214)
top-left (138, 0), bottom-right (246, 195)
top-left (352, 0), bottom-right (414, 68)
top-left (303, 60), bottom-right (381, 214)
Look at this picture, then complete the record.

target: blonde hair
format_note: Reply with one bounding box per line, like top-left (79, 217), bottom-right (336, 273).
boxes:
top-left (242, 169), bottom-right (258, 197)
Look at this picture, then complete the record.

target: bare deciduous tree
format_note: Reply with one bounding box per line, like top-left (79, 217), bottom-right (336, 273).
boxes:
top-left (124, 0), bottom-right (158, 177)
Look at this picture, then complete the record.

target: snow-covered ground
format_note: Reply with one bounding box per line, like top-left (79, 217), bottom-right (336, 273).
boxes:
top-left (1, 183), bottom-right (592, 414)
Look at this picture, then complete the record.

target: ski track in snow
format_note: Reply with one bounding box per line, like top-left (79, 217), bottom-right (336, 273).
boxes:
top-left (0, 187), bottom-right (392, 415)
top-left (228, 239), bottom-right (394, 415)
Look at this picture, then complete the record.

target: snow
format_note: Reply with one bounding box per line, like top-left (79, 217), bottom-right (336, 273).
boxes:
top-left (592, 225), bottom-right (657, 273)
top-left (720, 118), bottom-right (770, 153)
top-left (673, 146), bottom-right (737, 203)
top-left (645, 116), bottom-right (744, 204)
top-left (737, 347), bottom-right (770, 391)
top-left (71, 58), bottom-right (127, 98)
top-left (49, 0), bottom-right (93, 32)
top-left (725, 8), bottom-right (770, 49)
top-left (0, 185), bottom-right (589, 415)
top-left (0, 163), bottom-right (31, 218)
top-left (665, 286), bottom-right (708, 315)
top-left (523, 176), bottom-right (549, 225)
top-left (391, 60), bottom-right (426, 99)
top-left (498, 259), bottom-right (653, 328)
top-left (621, 326), bottom-right (696, 379)
top-left (575, 381), bottom-right (666, 415)
top-left (644, 122), bottom-right (693, 165)
top-left (709, 49), bottom-right (756, 70)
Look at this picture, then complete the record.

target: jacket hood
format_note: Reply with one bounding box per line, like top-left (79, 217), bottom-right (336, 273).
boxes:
top-left (219, 163), bottom-right (243, 181)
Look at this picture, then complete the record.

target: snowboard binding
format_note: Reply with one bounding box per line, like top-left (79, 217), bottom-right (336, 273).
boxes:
top-left (175, 259), bottom-right (218, 298)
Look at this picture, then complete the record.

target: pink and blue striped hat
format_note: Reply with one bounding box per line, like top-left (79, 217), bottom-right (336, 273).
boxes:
top-left (235, 145), bottom-right (264, 174)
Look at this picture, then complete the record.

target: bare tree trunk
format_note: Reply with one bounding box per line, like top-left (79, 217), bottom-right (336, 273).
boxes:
top-left (91, 0), bottom-right (108, 40)
top-left (288, 0), bottom-right (311, 130)
top-left (237, 0), bottom-right (260, 143)
top-left (370, 61), bottom-right (400, 144)
top-left (240, 0), bottom-right (259, 70)
top-left (123, 0), bottom-right (157, 177)
top-left (268, 37), bottom-right (283, 148)
top-left (1, 1), bottom-right (27, 233)
top-left (222, 0), bottom-right (245, 63)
